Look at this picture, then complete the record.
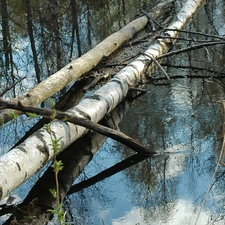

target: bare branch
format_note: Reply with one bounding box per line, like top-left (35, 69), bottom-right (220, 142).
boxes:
top-left (156, 36), bottom-right (216, 43)
top-left (0, 99), bottom-right (157, 155)
top-left (157, 41), bottom-right (225, 60)
top-left (164, 28), bottom-right (225, 40)
top-left (141, 10), bottom-right (164, 29)
top-left (142, 52), bottom-right (170, 81)
top-left (0, 77), bottom-right (26, 97)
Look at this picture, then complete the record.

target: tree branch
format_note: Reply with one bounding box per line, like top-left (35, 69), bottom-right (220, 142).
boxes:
top-left (0, 99), bottom-right (157, 155)
top-left (0, 77), bottom-right (26, 97)
top-left (157, 41), bottom-right (225, 60)
top-left (164, 28), bottom-right (225, 40)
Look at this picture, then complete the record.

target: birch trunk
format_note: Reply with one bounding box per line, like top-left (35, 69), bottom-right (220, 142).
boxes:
top-left (0, 0), bottom-right (205, 201)
top-left (0, 0), bottom-right (169, 126)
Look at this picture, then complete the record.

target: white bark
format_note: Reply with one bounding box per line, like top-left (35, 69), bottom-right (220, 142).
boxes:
top-left (0, 6), bottom-right (151, 125)
top-left (0, 0), bottom-right (205, 200)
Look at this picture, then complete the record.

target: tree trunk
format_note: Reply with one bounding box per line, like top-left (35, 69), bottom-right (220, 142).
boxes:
top-left (2, 103), bottom-right (125, 224)
top-left (1, 0), bottom-right (16, 96)
top-left (0, 0), bottom-right (205, 201)
top-left (0, 0), bottom-right (170, 126)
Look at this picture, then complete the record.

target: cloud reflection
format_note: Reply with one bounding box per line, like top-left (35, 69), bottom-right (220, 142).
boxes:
top-left (112, 199), bottom-right (217, 225)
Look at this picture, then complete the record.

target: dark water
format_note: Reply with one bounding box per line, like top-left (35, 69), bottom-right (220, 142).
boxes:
top-left (1, 0), bottom-right (225, 224)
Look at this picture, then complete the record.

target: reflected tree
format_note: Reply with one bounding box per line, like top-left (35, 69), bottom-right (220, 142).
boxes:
top-left (49, 0), bottom-right (63, 71)
top-left (1, 0), bottom-right (16, 96)
top-left (23, 0), bottom-right (41, 83)
top-left (1, 0), bottom-right (11, 71)
top-left (70, 0), bottom-right (82, 58)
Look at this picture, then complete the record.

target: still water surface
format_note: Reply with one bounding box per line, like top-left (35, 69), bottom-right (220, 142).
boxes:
top-left (1, 0), bottom-right (225, 224)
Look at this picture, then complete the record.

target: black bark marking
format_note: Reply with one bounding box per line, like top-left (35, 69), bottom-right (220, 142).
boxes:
top-left (129, 64), bottom-right (140, 80)
top-left (85, 94), bottom-right (111, 113)
top-left (17, 146), bottom-right (27, 153)
top-left (103, 97), bottom-right (111, 113)
top-left (73, 108), bottom-right (91, 120)
top-left (36, 131), bottom-right (50, 164)
top-left (84, 95), bottom-right (102, 101)
top-left (24, 172), bottom-right (28, 180)
top-left (75, 125), bottom-right (78, 134)
top-left (111, 78), bottom-right (124, 90)
top-left (0, 187), bottom-right (2, 199)
top-left (16, 162), bottom-right (21, 171)
top-left (36, 145), bottom-right (50, 164)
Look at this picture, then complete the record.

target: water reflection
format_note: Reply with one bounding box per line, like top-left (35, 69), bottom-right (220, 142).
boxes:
top-left (66, 1), bottom-right (225, 224)
top-left (0, 0), bottom-right (150, 96)
top-left (1, 0), bottom-right (225, 224)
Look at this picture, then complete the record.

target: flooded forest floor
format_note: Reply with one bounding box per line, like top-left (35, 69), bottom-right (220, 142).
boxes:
top-left (1, 0), bottom-right (225, 224)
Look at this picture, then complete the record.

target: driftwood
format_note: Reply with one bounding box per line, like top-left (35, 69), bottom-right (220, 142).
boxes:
top-left (11, 79), bottom-right (87, 148)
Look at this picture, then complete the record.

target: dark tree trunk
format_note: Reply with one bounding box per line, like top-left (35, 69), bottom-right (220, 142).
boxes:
top-left (1, 0), bottom-right (16, 96)
top-left (1, 0), bottom-right (10, 69)
top-left (49, 0), bottom-right (63, 70)
top-left (87, 4), bottom-right (92, 49)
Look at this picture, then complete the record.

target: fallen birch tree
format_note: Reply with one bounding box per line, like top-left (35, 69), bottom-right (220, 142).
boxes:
top-left (0, 0), bottom-right (171, 126)
top-left (0, 98), bottom-right (156, 155)
top-left (0, 0), bottom-right (205, 201)
top-left (1, 103), bottom-right (127, 224)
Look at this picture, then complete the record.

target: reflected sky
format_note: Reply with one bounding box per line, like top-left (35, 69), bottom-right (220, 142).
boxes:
top-left (66, 72), bottom-right (225, 224)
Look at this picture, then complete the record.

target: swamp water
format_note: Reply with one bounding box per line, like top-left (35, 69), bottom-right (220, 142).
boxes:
top-left (1, 0), bottom-right (225, 224)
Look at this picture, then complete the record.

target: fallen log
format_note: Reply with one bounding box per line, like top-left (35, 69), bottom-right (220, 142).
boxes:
top-left (0, 0), bottom-right (205, 201)
top-left (0, 0), bottom-right (170, 126)
top-left (0, 98), bottom-right (156, 156)
top-left (1, 103), bottom-right (126, 224)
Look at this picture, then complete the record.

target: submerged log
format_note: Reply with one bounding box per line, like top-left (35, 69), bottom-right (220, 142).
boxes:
top-left (0, 0), bottom-right (205, 201)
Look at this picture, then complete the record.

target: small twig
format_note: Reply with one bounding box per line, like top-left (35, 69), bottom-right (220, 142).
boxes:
top-left (128, 87), bottom-right (147, 93)
top-left (142, 52), bottom-right (170, 81)
top-left (156, 36), bottom-right (216, 43)
top-left (118, 50), bottom-right (142, 65)
top-left (126, 38), bottom-right (149, 47)
top-left (164, 28), bottom-right (225, 40)
top-left (211, 66), bottom-right (225, 79)
top-left (127, 87), bottom-right (149, 100)
top-left (83, 73), bottom-right (110, 91)
top-left (157, 41), bottom-right (225, 60)
top-left (0, 77), bottom-right (26, 97)
top-left (141, 10), bottom-right (164, 29)
top-left (100, 63), bottom-right (127, 68)
top-left (194, 136), bottom-right (225, 225)
top-left (160, 63), bottom-right (225, 76)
